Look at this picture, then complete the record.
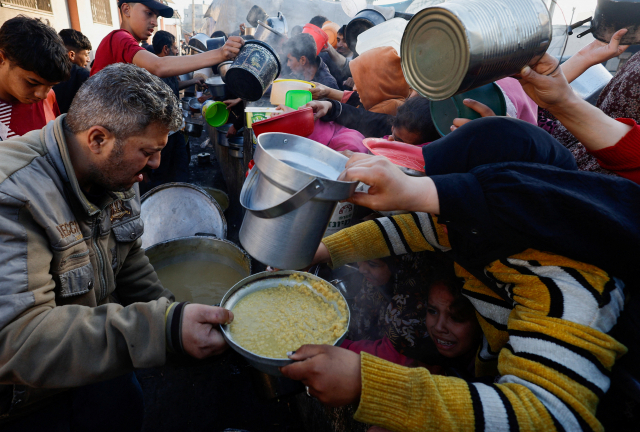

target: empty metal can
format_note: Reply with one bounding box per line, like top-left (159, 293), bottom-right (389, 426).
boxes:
top-left (401, 0), bottom-right (552, 101)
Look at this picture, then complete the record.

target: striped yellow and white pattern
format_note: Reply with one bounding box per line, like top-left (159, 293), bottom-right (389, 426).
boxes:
top-left (322, 212), bottom-right (628, 432)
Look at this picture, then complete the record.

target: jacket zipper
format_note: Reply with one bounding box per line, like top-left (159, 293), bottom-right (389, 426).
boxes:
top-left (93, 216), bottom-right (107, 301)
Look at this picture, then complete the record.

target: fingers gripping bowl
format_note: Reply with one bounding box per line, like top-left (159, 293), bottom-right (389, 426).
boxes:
top-left (220, 271), bottom-right (350, 376)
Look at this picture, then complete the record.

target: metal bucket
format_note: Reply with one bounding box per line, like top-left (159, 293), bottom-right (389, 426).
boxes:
top-left (239, 133), bottom-right (358, 270)
top-left (220, 270), bottom-right (350, 376)
top-left (146, 235), bottom-right (251, 305)
top-left (225, 40), bottom-right (282, 102)
top-left (401, 0), bottom-right (552, 101)
top-left (140, 183), bottom-right (227, 249)
top-left (229, 135), bottom-right (244, 159)
top-left (570, 63), bottom-right (612, 105)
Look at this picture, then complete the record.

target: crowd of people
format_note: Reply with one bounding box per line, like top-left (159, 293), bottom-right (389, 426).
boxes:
top-left (0, 1), bottom-right (639, 431)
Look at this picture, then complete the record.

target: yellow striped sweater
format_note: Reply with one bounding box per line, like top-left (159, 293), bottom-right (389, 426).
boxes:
top-left (321, 212), bottom-right (627, 432)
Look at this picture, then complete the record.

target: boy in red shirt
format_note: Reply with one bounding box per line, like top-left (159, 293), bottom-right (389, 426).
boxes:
top-left (0, 17), bottom-right (69, 139)
top-left (92, 0), bottom-right (243, 77)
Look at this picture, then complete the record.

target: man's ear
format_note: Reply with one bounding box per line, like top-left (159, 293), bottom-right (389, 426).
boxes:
top-left (68, 51), bottom-right (76, 62)
top-left (300, 56), bottom-right (308, 67)
top-left (86, 126), bottom-right (116, 155)
top-left (162, 45), bottom-right (170, 56)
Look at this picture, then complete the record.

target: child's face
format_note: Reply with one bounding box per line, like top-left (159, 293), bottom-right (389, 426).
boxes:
top-left (123, 3), bottom-right (158, 41)
top-left (426, 282), bottom-right (481, 359)
top-left (358, 259), bottom-right (392, 287)
top-left (0, 59), bottom-right (57, 104)
top-left (69, 49), bottom-right (91, 68)
top-left (390, 125), bottom-right (422, 145)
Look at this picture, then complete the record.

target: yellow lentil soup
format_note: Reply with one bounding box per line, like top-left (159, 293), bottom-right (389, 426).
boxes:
top-left (229, 274), bottom-right (348, 359)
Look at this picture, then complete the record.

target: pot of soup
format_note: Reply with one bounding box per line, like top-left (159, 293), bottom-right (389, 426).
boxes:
top-left (147, 235), bottom-right (251, 306)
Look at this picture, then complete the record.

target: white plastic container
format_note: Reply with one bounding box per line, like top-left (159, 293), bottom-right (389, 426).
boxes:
top-left (356, 18), bottom-right (408, 56)
top-left (342, 0), bottom-right (367, 18)
top-left (244, 107), bottom-right (282, 129)
top-left (323, 201), bottom-right (355, 238)
top-left (269, 79), bottom-right (315, 106)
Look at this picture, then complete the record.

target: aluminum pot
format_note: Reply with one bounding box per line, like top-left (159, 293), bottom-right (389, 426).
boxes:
top-left (246, 4), bottom-right (268, 28)
top-left (205, 75), bottom-right (228, 100)
top-left (140, 183), bottom-right (227, 249)
top-left (179, 72), bottom-right (195, 94)
top-left (401, 0), bottom-right (552, 101)
top-left (216, 123), bottom-right (232, 147)
top-left (225, 40), bottom-right (282, 101)
top-left (181, 96), bottom-right (194, 110)
top-left (254, 21), bottom-right (288, 55)
top-left (146, 235), bottom-right (251, 305)
top-left (239, 133), bottom-right (358, 269)
top-left (577, 0), bottom-right (640, 44)
top-left (345, 8), bottom-right (387, 55)
top-left (189, 34), bottom-right (226, 52)
top-left (185, 120), bottom-right (203, 137)
top-left (220, 270), bottom-right (350, 376)
top-left (229, 134), bottom-right (244, 159)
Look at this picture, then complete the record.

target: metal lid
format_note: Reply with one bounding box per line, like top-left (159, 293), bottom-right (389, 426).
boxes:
top-left (140, 183), bottom-right (227, 249)
top-left (401, 7), bottom-right (470, 101)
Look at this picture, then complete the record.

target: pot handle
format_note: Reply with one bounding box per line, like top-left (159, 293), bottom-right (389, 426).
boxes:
top-left (241, 169), bottom-right (325, 219)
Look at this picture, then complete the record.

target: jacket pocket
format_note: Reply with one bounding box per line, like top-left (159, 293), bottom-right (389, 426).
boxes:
top-left (112, 217), bottom-right (144, 243)
top-left (56, 262), bottom-right (95, 298)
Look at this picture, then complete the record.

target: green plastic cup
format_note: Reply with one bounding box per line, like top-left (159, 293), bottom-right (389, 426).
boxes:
top-left (203, 101), bottom-right (229, 127)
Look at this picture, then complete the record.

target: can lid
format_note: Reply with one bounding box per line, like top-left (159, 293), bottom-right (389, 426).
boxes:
top-left (401, 7), bottom-right (470, 101)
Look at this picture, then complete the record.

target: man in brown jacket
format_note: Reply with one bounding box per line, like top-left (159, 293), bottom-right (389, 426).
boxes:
top-left (0, 63), bottom-right (232, 430)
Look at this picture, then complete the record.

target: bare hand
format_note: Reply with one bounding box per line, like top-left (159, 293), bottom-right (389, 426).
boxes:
top-left (197, 95), bottom-right (210, 104)
top-left (518, 53), bottom-right (576, 110)
top-left (310, 82), bottom-right (331, 100)
top-left (343, 77), bottom-right (355, 88)
top-left (280, 345), bottom-right (362, 407)
top-left (221, 36), bottom-right (244, 61)
top-left (274, 104), bottom-right (295, 115)
top-left (226, 124), bottom-right (237, 137)
top-left (223, 98), bottom-right (242, 109)
top-left (193, 77), bottom-right (206, 86)
top-left (451, 99), bottom-right (497, 132)
top-left (304, 100), bottom-right (332, 120)
top-left (181, 304), bottom-right (233, 359)
top-left (338, 154), bottom-right (440, 214)
top-left (576, 28), bottom-right (629, 67)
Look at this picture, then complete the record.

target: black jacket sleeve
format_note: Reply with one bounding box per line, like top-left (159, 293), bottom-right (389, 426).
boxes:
top-left (321, 100), bottom-right (393, 138)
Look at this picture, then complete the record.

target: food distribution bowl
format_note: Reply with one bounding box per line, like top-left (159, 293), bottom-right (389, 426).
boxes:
top-left (220, 270), bottom-right (351, 376)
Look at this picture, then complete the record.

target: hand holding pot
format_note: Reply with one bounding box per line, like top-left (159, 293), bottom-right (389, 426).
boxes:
top-left (181, 304), bottom-right (233, 359)
top-left (304, 100), bottom-right (332, 120)
top-left (221, 36), bottom-right (245, 61)
top-left (280, 345), bottom-right (361, 407)
top-left (518, 53), bottom-right (576, 111)
top-left (338, 153), bottom-right (440, 214)
top-left (451, 99), bottom-right (497, 132)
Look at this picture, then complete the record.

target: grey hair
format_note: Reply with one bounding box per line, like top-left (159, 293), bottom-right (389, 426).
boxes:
top-left (65, 63), bottom-right (182, 139)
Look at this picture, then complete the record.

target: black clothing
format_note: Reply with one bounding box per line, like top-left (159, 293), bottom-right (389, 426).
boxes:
top-left (321, 99), bottom-right (392, 138)
top-left (160, 75), bottom-right (180, 98)
top-left (52, 64), bottom-right (90, 114)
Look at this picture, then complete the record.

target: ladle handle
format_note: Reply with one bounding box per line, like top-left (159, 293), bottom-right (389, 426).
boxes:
top-left (241, 169), bottom-right (325, 219)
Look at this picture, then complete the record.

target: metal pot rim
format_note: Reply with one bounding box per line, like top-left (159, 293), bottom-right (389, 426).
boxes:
top-left (220, 270), bottom-right (350, 374)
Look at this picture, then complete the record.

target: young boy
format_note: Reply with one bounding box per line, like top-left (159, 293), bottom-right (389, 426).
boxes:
top-left (92, 0), bottom-right (243, 77)
top-left (52, 29), bottom-right (92, 113)
top-left (0, 16), bottom-right (69, 139)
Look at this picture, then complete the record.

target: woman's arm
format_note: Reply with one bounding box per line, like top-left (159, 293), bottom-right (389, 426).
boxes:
top-left (561, 28), bottom-right (628, 84)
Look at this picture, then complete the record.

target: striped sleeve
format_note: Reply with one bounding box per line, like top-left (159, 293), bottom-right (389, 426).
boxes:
top-left (322, 212), bottom-right (451, 268)
top-left (354, 250), bottom-right (627, 432)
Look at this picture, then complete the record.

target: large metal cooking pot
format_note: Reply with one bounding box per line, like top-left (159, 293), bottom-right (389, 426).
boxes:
top-left (141, 183), bottom-right (227, 249)
top-left (239, 133), bottom-right (358, 270)
top-left (246, 4), bottom-right (268, 28)
top-left (146, 235), bottom-right (251, 306)
top-left (229, 135), bottom-right (244, 159)
top-left (345, 8), bottom-right (387, 55)
top-left (254, 20), bottom-right (287, 54)
top-left (189, 34), bottom-right (226, 52)
top-left (401, 0), bottom-right (552, 101)
top-left (571, 0), bottom-right (640, 44)
top-left (185, 120), bottom-right (203, 137)
top-left (225, 40), bottom-right (282, 101)
top-left (220, 270), bottom-right (350, 376)
top-left (205, 75), bottom-right (228, 100)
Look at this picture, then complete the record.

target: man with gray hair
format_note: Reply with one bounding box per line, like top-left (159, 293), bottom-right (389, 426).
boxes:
top-left (0, 63), bottom-right (232, 430)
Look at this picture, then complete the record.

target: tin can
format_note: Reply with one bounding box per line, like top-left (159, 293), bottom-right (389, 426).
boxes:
top-left (401, 0), bottom-right (552, 101)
